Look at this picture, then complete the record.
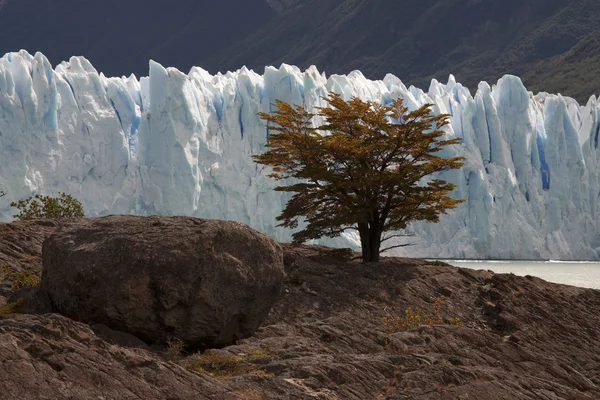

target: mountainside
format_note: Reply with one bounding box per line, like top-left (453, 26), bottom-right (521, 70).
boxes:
top-left (210, 0), bottom-right (600, 103)
top-left (0, 51), bottom-right (599, 260)
top-left (0, 0), bottom-right (276, 78)
top-left (1, 0), bottom-right (598, 101)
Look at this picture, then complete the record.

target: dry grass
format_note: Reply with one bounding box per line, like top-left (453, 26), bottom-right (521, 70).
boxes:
top-left (186, 350), bottom-right (252, 379)
top-left (184, 349), bottom-right (274, 380)
top-left (383, 296), bottom-right (464, 332)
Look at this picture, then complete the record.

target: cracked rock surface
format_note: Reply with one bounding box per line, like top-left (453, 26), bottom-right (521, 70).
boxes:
top-left (0, 313), bottom-right (241, 399)
top-left (1, 220), bottom-right (600, 399)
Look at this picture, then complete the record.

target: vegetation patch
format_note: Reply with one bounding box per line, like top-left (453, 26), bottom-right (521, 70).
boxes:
top-left (185, 350), bottom-right (252, 379)
top-left (383, 296), bottom-right (464, 332)
top-left (247, 348), bottom-right (279, 362)
top-left (0, 298), bottom-right (27, 316)
top-left (166, 337), bottom-right (186, 357)
top-left (184, 349), bottom-right (275, 379)
top-left (0, 264), bottom-right (41, 290)
top-left (11, 192), bottom-right (84, 220)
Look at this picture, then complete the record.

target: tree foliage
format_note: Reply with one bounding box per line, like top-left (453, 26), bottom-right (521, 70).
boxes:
top-left (253, 93), bottom-right (464, 262)
top-left (11, 192), bottom-right (84, 220)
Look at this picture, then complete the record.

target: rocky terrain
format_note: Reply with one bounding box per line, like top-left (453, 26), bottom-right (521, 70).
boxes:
top-left (1, 218), bottom-right (600, 399)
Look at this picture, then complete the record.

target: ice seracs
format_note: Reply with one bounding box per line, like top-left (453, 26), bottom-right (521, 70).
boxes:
top-left (0, 50), bottom-right (599, 260)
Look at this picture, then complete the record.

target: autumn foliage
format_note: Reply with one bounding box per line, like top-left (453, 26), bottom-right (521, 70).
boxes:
top-left (253, 93), bottom-right (464, 262)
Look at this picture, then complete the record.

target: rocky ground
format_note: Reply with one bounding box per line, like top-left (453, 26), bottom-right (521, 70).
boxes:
top-left (1, 219), bottom-right (599, 399)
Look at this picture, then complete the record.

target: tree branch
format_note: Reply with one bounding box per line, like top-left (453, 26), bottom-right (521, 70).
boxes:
top-left (380, 243), bottom-right (416, 253)
top-left (380, 232), bottom-right (414, 244)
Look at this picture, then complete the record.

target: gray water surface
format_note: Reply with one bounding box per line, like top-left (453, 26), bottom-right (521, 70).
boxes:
top-left (443, 260), bottom-right (600, 290)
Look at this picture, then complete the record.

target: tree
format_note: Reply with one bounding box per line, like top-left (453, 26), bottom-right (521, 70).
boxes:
top-left (253, 93), bottom-right (464, 262)
top-left (11, 192), bottom-right (84, 220)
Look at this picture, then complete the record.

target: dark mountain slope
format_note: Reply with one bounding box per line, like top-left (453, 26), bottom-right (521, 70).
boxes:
top-left (1, 0), bottom-right (598, 101)
top-left (0, 0), bottom-right (276, 77)
top-left (209, 0), bottom-right (600, 102)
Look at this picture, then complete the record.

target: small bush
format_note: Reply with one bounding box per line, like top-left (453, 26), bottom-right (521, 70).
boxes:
top-left (383, 296), bottom-right (464, 332)
top-left (0, 298), bottom-right (27, 315)
top-left (166, 337), bottom-right (186, 357)
top-left (186, 350), bottom-right (251, 379)
top-left (11, 192), bottom-right (84, 220)
top-left (0, 264), bottom-right (41, 290)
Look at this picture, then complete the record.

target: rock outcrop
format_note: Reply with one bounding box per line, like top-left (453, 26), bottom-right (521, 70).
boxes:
top-left (0, 219), bottom-right (67, 306)
top-left (216, 245), bottom-right (600, 399)
top-left (0, 313), bottom-right (242, 399)
top-left (41, 215), bottom-right (284, 348)
top-left (1, 219), bottom-right (599, 399)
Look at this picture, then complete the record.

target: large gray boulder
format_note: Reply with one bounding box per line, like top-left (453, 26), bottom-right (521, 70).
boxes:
top-left (41, 215), bottom-right (284, 348)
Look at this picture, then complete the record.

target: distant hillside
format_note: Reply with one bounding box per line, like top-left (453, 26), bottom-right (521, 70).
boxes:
top-left (209, 0), bottom-right (600, 102)
top-left (0, 0), bottom-right (276, 77)
top-left (1, 0), bottom-right (598, 102)
top-left (266, 0), bottom-right (301, 13)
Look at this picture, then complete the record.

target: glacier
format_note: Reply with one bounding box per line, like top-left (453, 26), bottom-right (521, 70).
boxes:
top-left (0, 50), bottom-right (599, 260)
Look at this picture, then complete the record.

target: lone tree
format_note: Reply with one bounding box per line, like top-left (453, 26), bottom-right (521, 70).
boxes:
top-left (254, 93), bottom-right (464, 262)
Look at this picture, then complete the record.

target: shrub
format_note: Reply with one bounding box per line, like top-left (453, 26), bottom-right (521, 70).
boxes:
top-left (11, 192), bottom-right (84, 220)
top-left (0, 298), bottom-right (27, 315)
top-left (383, 296), bottom-right (464, 332)
top-left (184, 349), bottom-right (275, 380)
top-left (186, 350), bottom-right (251, 379)
top-left (0, 264), bottom-right (41, 290)
top-left (166, 337), bottom-right (186, 357)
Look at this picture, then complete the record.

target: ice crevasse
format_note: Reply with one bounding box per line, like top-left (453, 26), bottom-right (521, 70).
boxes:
top-left (0, 50), bottom-right (599, 260)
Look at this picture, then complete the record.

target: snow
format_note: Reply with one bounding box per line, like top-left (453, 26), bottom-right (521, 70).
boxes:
top-left (0, 50), bottom-right (599, 260)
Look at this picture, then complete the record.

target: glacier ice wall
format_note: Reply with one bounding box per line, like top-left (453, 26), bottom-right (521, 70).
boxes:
top-left (0, 50), bottom-right (599, 260)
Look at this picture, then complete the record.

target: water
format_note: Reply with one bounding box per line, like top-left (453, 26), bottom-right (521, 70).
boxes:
top-left (442, 260), bottom-right (600, 290)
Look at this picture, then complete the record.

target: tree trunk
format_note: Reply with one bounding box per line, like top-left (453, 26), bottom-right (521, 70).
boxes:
top-left (358, 222), bottom-right (371, 262)
top-left (368, 223), bottom-right (381, 263)
top-left (358, 219), bottom-right (382, 263)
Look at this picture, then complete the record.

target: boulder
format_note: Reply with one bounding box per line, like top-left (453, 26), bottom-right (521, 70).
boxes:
top-left (41, 215), bottom-right (284, 348)
top-left (8, 287), bottom-right (53, 314)
top-left (89, 323), bottom-right (154, 351)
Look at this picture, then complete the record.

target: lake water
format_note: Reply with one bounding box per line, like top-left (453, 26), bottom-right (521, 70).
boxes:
top-left (442, 260), bottom-right (600, 290)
